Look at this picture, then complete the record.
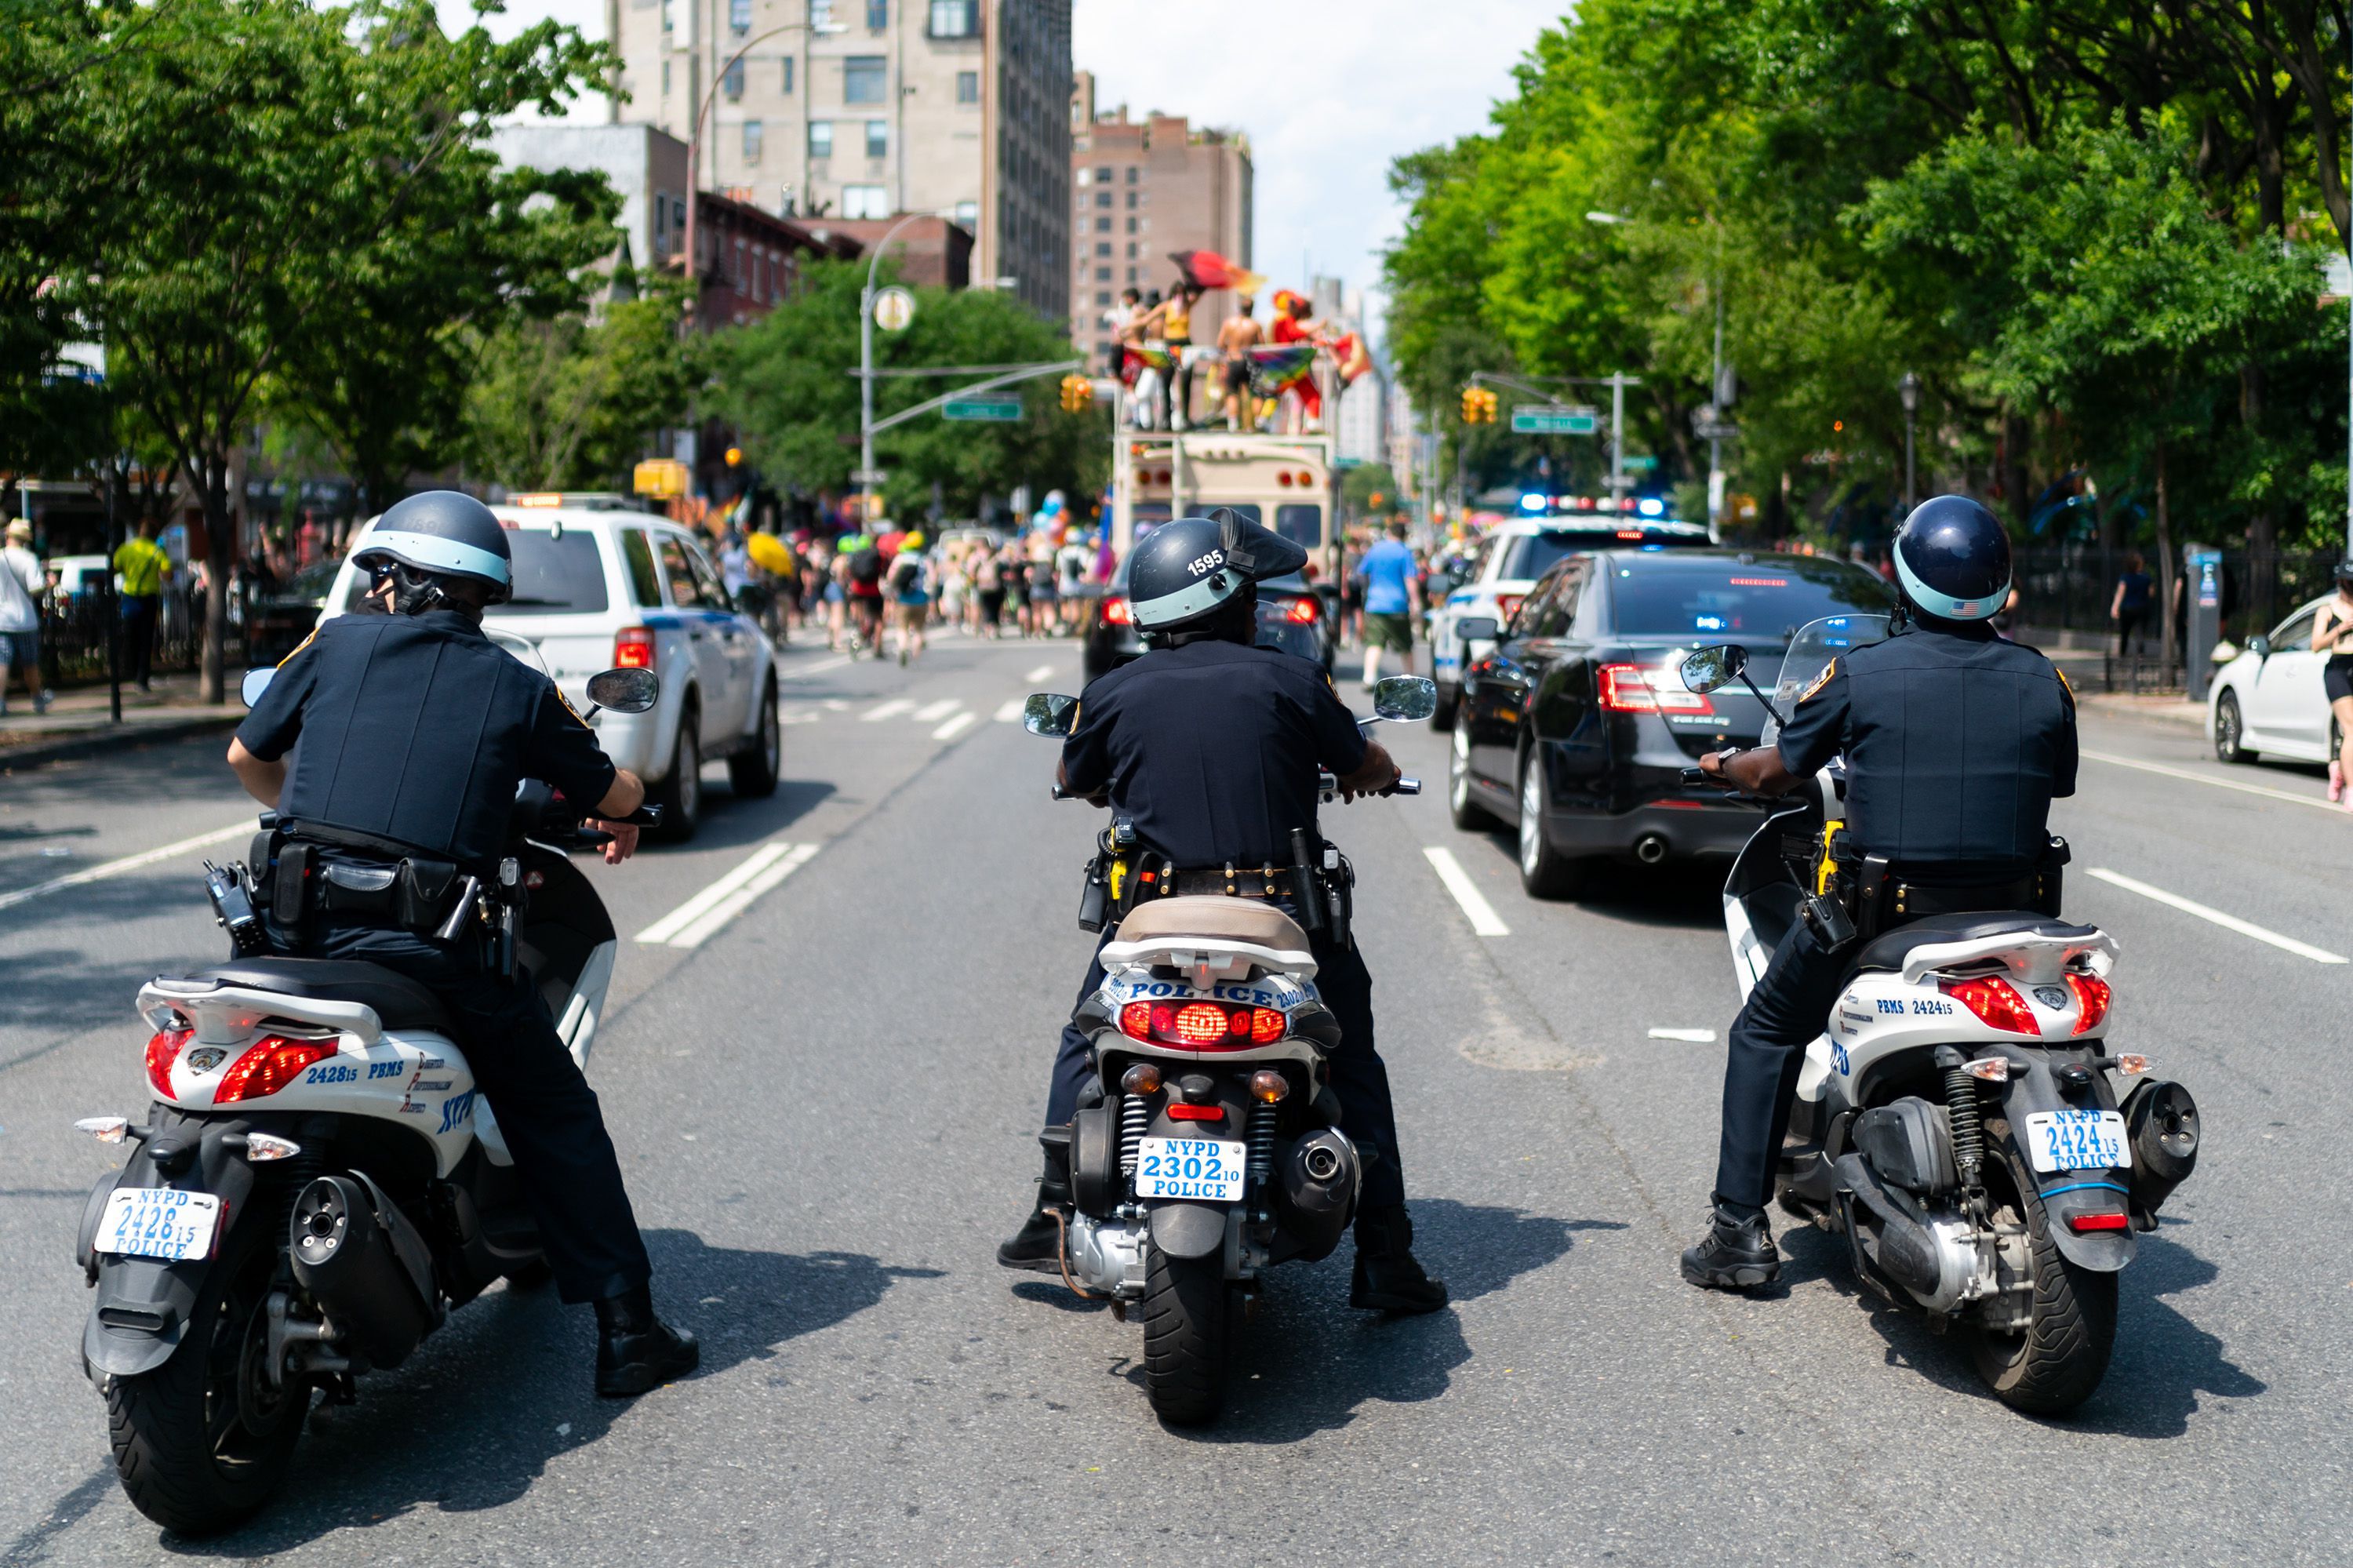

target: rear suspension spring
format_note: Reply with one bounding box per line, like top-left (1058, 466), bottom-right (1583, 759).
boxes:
top-left (1118, 1094), bottom-right (1147, 1180)
top-left (1944, 1060), bottom-right (1987, 1202)
top-left (1247, 1103), bottom-right (1277, 1185)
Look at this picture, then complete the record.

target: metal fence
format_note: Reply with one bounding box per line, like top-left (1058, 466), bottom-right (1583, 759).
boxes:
top-left (38, 587), bottom-right (205, 687)
top-left (2012, 547), bottom-right (2342, 649)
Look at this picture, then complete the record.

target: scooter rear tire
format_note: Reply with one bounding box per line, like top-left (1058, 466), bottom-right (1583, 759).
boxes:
top-left (1969, 1144), bottom-right (2117, 1413)
top-left (1140, 1247), bottom-right (1227, 1426)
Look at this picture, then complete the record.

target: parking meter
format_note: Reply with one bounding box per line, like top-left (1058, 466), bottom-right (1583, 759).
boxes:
top-left (2183, 545), bottom-right (2223, 700)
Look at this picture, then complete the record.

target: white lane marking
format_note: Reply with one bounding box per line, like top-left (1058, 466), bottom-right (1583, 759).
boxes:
top-left (912, 698), bottom-right (961, 722)
top-left (861, 698), bottom-right (915, 722)
top-left (1422, 846), bottom-right (1511, 937)
top-left (778, 654), bottom-right (852, 681)
top-left (994, 698), bottom-right (1026, 722)
top-left (932, 711), bottom-right (980, 741)
top-left (822, 700), bottom-right (850, 712)
top-left (2081, 749), bottom-right (2343, 815)
top-left (662, 843), bottom-right (820, 949)
top-left (2086, 867), bottom-right (2348, 964)
top-left (1648, 1028), bottom-right (1717, 1042)
top-left (635, 842), bottom-right (796, 944)
top-left (1024, 663), bottom-right (1056, 683)
top-left (780, 712), bottom-right (821, 726)
top-left (0, 820), bottom-right (251, 913)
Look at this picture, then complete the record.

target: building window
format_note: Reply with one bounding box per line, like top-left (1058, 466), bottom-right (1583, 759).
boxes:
top-left (1125, 191), bottom-right (1137, 209)
top-left (1094, 267), bottom-right (1111, 282)
top-left (844, 56), bottom-right (886, 104)
top-left (729, 0), bottom-right (748, 30)
top-left (1093, 191), bottom-right (1111, 208)
top-left (781, 56), bottom-right (793, 93)
top-left (661, 59), bottom-right (670, 95)
top-left (1095, 295), bottom-right (1111, 308)
top-left (1093, 216), bottom-right (1109, 233)
top-left (865, 119), bottom-right (887, 158)
top-left (928, 0), bottom-right (977, 38)
top-left (1075, 167), bottom-right (1091, 187)
top-left (1125, 266), bottom-right (1136, 282)
top-left (842, 184), bottom-right (889, 219)
top-left (955, 70), bottom-right (978, 104)
top-left (812, 0), bottom-right (834, 24)
top-left (954, 200), bottom-right (978, 226)
top-left (722, 58), bottom-right (744, 99)
top-left (867, 0), bottom-right (887, 27)
top-left (1125, 242), bottom-right (1136, 258)
top-left (1094, 242), bottom-right (1110, 257)
top-left (808, 120), bottom-right (833, 158)
top-left (1125, 166), bottom-right (1138, 184)
top-left (742, 118), bottom-right (762, 162)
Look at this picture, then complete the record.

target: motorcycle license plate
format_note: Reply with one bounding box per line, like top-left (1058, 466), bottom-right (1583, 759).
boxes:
top-left (1134, 1138), bottom-right (1248, 1202)
top-left (97, 1188), bottom-right (223, 1261)
top-left (2024, 1110), bottom-right (2132, 1174)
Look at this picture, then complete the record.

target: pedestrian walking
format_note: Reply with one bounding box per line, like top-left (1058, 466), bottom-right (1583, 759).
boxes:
top-left (2313, 561), bottom-right (2353, 807)
top-left (1, 518), bottom-right (53, 715)
top-left (114, 517), bottom-right (172, 692)
top-left (2110, 551), bottom-right (2154, 658)
top-left (974, 540), bottom-right (1006, 637)
top-left (1357, 518), bottom-right (1420, 687)
top-left (887, 531), bottom-right (932, 665)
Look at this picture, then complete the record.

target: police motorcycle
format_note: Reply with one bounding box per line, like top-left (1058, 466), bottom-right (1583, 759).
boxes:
top-left (67, 654), bottom-right (664, 1534)
top-left (1020, 675), bottom-right (1432, 1425)
top-left (1682, 616), bottom-right (2201, 1412)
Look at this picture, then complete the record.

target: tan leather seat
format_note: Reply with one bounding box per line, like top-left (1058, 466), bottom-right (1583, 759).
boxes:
top-left (1112, 895), bottom-right (1311, 952)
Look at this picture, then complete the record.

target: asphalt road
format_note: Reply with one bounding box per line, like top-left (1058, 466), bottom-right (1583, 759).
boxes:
top-left (0, 633), bottom-right (2344, 1566)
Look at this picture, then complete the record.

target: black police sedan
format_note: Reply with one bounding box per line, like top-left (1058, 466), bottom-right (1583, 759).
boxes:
top-left (1448, 548), bottom-right (1896, 896)
top-left (1082, 559), bottom-right (1334, 681)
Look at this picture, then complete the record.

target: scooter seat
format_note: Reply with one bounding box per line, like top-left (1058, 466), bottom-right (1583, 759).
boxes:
top-left (1851, 912), bottom-right (2100, 973)
top-left (181, 959), bottom-right (455, 1034)
top-left (1112, 896), bottom-right (1311, 953)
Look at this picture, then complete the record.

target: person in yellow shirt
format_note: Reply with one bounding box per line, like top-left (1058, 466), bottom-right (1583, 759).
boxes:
top-left (114, 518), bottom-right (172, 691)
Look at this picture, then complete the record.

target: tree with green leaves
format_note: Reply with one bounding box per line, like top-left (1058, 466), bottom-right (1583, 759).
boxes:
top-left (462, 278), bottom-right (699, 493)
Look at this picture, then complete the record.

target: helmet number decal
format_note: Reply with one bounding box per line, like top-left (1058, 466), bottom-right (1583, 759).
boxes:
top-left (1187, 549), bottom-right (1226, 577)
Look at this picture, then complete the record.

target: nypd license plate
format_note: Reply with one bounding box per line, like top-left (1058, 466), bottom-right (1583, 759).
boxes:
top-left (1134, 1138), bottom-right (1249, 1202)
top-left (2024, 1110), bottom-right (2132, 1174)
top-left (97, 1188), bottom-right (223, 1261)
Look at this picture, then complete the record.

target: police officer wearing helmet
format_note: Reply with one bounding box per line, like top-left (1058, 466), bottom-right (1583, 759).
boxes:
top-left (1683, 496), bottom-right (2077, 1290)
top-left (226, 491), bottom-right (699, 1394)
top-left (995, 512), bottom-right (1448, 1313)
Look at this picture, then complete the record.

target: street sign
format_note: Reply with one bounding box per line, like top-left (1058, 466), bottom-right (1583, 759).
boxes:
top-left (1511, 406), bottom-right (1599, 435)
top-left (850, 468), bottom-right (890, 485)
top-left (1693, 420), bottom-right (1740, 442)
top-left (872, 286), bottom-right (915, 331)
top-left (943, 396), bottom-right (1024, 423)
top-left (1625, 454), bottom-right (1659, 473)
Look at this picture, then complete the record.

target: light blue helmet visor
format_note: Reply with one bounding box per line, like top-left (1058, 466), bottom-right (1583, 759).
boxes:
top-left (355, 527), bottom-right (511, 590)
top-left (1893, 548), bottom-right (2006, 622)
top-left (1133, 568), bottom-right (1239, 629)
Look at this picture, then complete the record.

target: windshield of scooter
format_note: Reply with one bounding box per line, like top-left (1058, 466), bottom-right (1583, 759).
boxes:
top-left (1762, 614), bottom-right (1891, 744)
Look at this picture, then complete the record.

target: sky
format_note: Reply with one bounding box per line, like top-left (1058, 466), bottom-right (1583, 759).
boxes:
top-left (438, 0), bottom-right (1570, 340)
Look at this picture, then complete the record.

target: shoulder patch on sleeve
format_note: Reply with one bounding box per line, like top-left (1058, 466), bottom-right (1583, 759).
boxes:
top-left (275, 628), bottom-right (318, 668)
top-left (2056, 668), bottom-right (2075, 699)
top-left (1798, 658), bottom-right (1838, 703)
top-left (554, 684), bottom-right (591, 729)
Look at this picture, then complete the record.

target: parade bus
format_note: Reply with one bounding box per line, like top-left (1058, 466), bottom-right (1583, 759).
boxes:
top-left (1107, 431), bottom-right (1339, 586)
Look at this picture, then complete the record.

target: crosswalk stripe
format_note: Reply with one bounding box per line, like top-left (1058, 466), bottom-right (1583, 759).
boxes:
top-left (912, 698), bottom-right (961, 722)
top-left (1025, 664), bottom-right (1056, 682)
top-left (932, 711), bottom-right (980, 740)
top-left (862, 698), bottom-right (915, 722)
top-left (995, 698), bottom-right (1026, 722)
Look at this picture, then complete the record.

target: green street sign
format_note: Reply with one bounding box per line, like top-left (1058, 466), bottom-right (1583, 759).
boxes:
top-left (1624, 454), bottom-right (1659, 472)
top-left (1511, 406), bottom-right (1599, 435)
top-left (943, 397), bottom-right (1024, 423)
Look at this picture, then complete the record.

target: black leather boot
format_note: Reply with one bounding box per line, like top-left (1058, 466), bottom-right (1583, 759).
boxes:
top-left (593, 1284), bottom-right (700, 1397)
top-left (1680, 1200), bottom-right (1781, 1291)
top-left (995, 1147), bottom-right (1073, 1274)
top-left (1349, 1205), bottom-right (1449, 1314)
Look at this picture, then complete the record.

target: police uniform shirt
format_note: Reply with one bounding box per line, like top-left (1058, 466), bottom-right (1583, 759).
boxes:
top-left (237, 609), bottom-right (617, 868)
top-left (1774, 620), bottom-right (2076, 875)
top-left (1060, 638), bottom-right (1368, 869)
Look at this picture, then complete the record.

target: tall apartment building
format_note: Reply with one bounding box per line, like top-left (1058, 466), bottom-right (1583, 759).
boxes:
top-left (1067, 70), bottom-right (1252, 369)
top-left (606, 0), bottom-right (1070, 322)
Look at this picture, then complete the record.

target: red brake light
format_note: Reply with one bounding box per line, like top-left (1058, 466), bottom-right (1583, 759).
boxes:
top-left (2068, 1212), bottom-right (2131, 1233)
top-left (1100, 595), bottom-right (1133, 625)
top-left (1939, 976), bottom-right (2040, 1035)
top-left (1118, 999), bottom-right (1287, 1050)
top-left (1285, 596), bottom-right (1319, 624)
top-left (146, 1027), bottom-right (191, 1097)
top-left (1616, 528), bottom-right (1644, 540)
top-left (1598, 664), bottom-right (1714, 715)
top-left (213, 1035), bottom-right (340, 1104)
top-left (1493, 595), bottom-right (1523, 624)
top-left (613, 628), bottom-right (656, 670)
top-left (2066, 972), bottom-right (2111, 1035)
top-left (1166, 1103), bottom-right (1226, 1122)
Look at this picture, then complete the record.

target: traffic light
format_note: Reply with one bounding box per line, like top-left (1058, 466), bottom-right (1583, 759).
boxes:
top-left (1460, 387), bottom-right (1497, 424)
top-left (1059, 373), bottom-right (1092, 413)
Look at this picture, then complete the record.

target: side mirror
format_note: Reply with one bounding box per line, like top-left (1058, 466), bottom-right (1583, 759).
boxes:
top-left (238, 668), bottom-right (275, 708)
top-left (586, 667), bottom-right (660, 714)
top-left (1678, 643), bottom-right (1747, 696)
top-left (1456, 616), bottom-right (1500, 642)
top-left (2246, 633), bottom-right (2270, 658)
top-left (1023, 692), bottom-right (1079, 738)
top-left (1371, 675), bottom-right (1438, 722)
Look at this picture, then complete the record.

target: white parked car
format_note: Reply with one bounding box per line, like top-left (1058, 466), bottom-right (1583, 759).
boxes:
top-left (323, 500), bottom-right (779, 840)
top-left (2208, 594), bottom-right (2342, 765)
top-left (1425, 511), bottom-right (1711, 728)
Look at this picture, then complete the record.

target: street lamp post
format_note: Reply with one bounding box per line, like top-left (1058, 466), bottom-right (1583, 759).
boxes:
top-left (859, 209), bottom-right (961, 523)
top-left (679, 18), bottom-right (841, 317)
top-left (1898, 370), bottom-right (1921, 513)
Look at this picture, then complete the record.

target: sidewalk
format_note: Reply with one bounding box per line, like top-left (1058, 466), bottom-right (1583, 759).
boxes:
top-left (2075, 689), bottom-right (2206, 733)
top-left (0, 671), bottom-right (247, 769)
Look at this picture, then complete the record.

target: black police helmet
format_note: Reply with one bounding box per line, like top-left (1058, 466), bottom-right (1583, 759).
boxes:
top-left (1891, 494), bottom-right (2011, 622)
top-left (1127, 510), bottom-right (1310, 632)
top-left (353, 491), bottom-right (512, 604)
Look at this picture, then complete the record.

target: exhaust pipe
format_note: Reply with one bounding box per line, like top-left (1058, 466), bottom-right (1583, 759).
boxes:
top-left (289, 1175), bottom-right (435, 1370)
top-left (1635, 834), bottom-right (1668, 865)
top-left (2122, 1079), bottom-right (2199, 1218)
top-left (1275, 1130), bottom-right (1362, 1263)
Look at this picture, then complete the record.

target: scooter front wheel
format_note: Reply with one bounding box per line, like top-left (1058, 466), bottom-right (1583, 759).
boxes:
top-left (1140, 1247), bottom-right (1227, 1426)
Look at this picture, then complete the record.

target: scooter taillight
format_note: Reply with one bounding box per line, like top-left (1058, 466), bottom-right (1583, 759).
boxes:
top-left (214, 1036), bottom-right (340, 1104)
top-left (2066, 972), bottom-right (2111, 1035)
top-left (1118, 1000), bottom-right (1286, 1050)
top-left (1939, 976), bottom-right (2039, 1036)
top-left (145, 1027), bottom-right (192, 1097)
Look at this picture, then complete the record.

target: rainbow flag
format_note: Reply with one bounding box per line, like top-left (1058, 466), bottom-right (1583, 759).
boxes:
top-left (1246, 343), bottom-right (1317, 394)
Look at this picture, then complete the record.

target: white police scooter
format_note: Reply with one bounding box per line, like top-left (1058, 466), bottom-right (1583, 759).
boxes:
top-left (68, 654), bottom-right (660, 1533)
top-left (1682, 615), bottom-right (2201, 1412)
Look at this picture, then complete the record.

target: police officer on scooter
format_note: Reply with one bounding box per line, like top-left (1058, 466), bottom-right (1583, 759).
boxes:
top-left (226, 491), bottom-right (700, 1393)
top-left (995, 511), bottom-right (1448, 1313)
top-left (1683, 496), bottom-right (2077, 1290)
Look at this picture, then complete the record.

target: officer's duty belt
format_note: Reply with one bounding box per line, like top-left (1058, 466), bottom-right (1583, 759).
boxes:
top-left (1166, 865), bottom-right (1309, 900)
top-left (1883, 872), bottom-right (2042, 921)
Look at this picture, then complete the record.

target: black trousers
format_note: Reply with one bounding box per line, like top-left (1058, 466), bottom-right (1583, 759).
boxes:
top-left (121, 595), bottom-right (158, 686)
top-left (1044, 919), bottom-right (1407, 1212)
top-left (1712, 918), bottom-right (1850, 1210)
top-left (303, 919), bottom-right (652, 1304)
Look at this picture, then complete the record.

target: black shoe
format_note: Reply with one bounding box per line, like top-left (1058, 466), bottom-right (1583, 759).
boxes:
top-left (997, 1144), bottom-right (1074, 1274)
top-left (1350, 1205), bottom-right (1449, 1314)
top-left (1681, 1202), bottom-right (1781, 1291)
top-left (593, 1285), bottom-right (700, 1396)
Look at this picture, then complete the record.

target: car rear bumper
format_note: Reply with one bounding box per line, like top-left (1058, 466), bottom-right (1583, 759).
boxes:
top-left (1541, 793), bottom-right (1761, 860)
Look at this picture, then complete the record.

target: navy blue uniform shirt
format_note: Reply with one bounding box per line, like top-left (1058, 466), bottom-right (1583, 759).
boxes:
top-left (237, 609), bottom-right (616, 868)
top-left (1775, 620), bottom-right (2075, 875)
top-left (1060, 638), bottom-right (1369, 868)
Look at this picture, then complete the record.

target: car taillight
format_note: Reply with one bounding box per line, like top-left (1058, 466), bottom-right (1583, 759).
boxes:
top-left (1285, 596), bottom-right (1319, 624)
top-left (213, 1036), bottom-right (340, 1104)
top-left (145, 1027), bottom-right (192, 1097)
top-left (1100, 596), bottom-right (1133, 625)
top-left (2066, 972), bottom-right (2111, 1035)
top-left (1598, 664), bottom-right (1715, 715)
top-left (1492, 596), bottom-right (1523, 625)
top-left (1939, 976), bottom-right (2040, 1035)
top-left (1118, 999), bottom-right (1287, 1050)
top-left (613, 628), bottom-right (656, 669)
